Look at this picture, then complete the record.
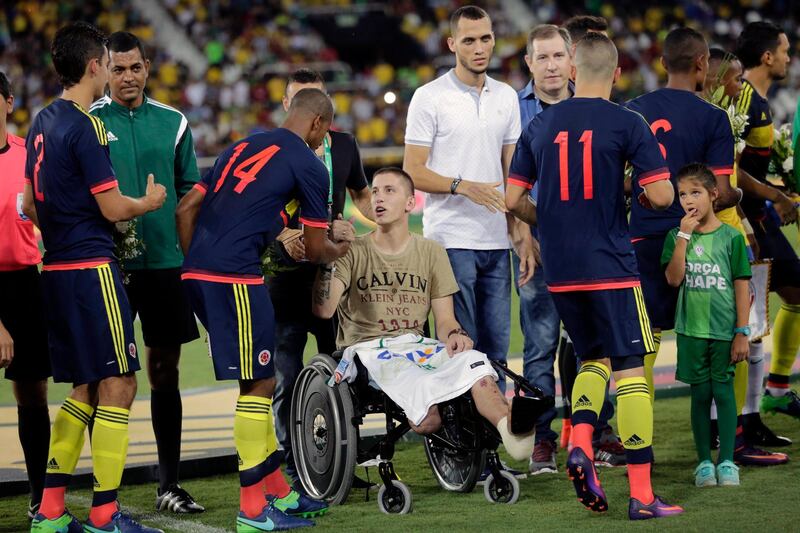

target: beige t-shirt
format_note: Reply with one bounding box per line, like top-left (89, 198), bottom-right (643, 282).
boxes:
top-left (334, 233), bottom-right (459, 348)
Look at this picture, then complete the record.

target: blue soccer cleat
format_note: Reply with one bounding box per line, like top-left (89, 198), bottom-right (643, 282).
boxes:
top-left (566, 447), bottom-right (608, 513)
top-left (82, 510), bottom-right (164, 533)
top-left (30, 510), bottom-right (82, 533)
top-left (270, 490), bottom-right (328, 518)
top-left (237, 503), bottom-right (315, 532)
top-left (628, 495), bottom-right (684, 520)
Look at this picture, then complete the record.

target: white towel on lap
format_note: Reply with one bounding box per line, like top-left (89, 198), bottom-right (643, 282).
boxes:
top-left (336, 333), bottom-right (498, 425)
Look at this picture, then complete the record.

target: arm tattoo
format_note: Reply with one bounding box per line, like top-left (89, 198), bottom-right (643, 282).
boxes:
top-left (313, 266), bottom-right (334, 307)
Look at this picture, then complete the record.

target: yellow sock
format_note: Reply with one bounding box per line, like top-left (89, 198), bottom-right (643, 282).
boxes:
top-left (769, 304), bottom-right (800, 382)
top-left (616, 377), bottom-right (653, 458)
top-left (235, 396), bottom-right (270, 481)
top-left (733, 360), bottom-right (748, 415)
top-left (265, 403), bottom-right (278, 460)
top-left (92, 406), bottom-right (130, 493)
top-left (643, 332), bottom-right (661, 404)
top-left (47, 398), bottom-right (94, 476)
top-left (571, 361), bottom-right (610, 423)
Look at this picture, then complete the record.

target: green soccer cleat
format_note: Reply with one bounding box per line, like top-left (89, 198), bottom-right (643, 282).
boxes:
top-left (30, 511), bottom-right (82, 533)
top-left (761, 390), bottom-right (800, 419)
top-left (236, 503), bottom-right (314, 532)
top-left (694, 460), bottom-right (716, 487)
top-left (270, 490), bottom-right (328, 518)
top-left (716, 460), bottom-right (740, 486)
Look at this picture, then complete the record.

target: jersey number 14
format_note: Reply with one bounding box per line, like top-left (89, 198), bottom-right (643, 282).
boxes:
top-left (214, 143), bottom-right (281, 194)
top-left (554, 130), bottom-right (593, 201)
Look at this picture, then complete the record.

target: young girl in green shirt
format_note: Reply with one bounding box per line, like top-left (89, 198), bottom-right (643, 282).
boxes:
top-left (662, 163), bottom-right (751, 487)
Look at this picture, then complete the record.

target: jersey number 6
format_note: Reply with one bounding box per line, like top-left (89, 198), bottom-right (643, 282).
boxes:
top-left (214, 143), bottom-right (281, 194)
top-left (554, 130), bottom-right (593, 201)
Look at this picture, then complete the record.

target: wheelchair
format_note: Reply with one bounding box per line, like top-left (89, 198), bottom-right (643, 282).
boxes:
top-left (290, 351), bottom-right (554, 514)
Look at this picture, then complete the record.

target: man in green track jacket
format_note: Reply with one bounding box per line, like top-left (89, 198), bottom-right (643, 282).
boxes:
top-left (90, 31), bottom-right (204, 514)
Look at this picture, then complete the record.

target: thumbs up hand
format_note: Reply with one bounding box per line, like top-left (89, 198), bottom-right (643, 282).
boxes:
top-left (144, 174), bottom-right (166, 212)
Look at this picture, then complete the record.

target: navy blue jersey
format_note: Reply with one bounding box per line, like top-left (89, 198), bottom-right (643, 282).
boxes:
top-left (625, 88), bottom-right (734, 238)
top-left (25, 99), bottom-right (117, 266)
top-left (509, 98), bottom-right (669, 291)
top-left (183, 128), bottom-right (329, 278)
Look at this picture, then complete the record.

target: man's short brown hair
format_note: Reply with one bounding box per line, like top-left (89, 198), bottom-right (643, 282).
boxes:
top-left (373, 167), bottom-right (415, 196)
top-left (574, 31), bottom-right (618, 79)
top-left (526, 24), bottom-right (572, 57)
top-left (449, 5), bottom-right (490, 36)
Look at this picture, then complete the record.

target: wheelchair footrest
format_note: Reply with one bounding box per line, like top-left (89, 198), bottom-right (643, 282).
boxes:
top-left (510, 395), bottom-right (554, 435)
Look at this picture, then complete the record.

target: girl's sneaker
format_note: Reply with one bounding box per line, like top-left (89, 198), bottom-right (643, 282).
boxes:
top-left (694, 460), bottom-right (716, 487)
top-left (716, 460), bottom-right (740, 486)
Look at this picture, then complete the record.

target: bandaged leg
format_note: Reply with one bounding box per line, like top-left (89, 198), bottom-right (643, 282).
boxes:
top-left (497, 416), bottom-right (534, 461)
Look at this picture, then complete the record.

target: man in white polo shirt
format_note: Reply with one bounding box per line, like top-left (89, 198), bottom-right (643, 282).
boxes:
top-left (404, 6), bottom-right (527, 403)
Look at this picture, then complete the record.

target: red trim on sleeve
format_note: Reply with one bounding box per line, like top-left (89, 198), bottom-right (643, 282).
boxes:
top-left (279, 210), bottom-right (289, 227)
top-left (299, 217), bottom-right (328, 229)
top-left (547, 278), bottom-right (641, 293)
top-left (507, 176), bottom-right (533, 190)
top-left (192, 182), bottom-right (208, 196)
top-left (630, 237), bottom-right (646, 244)
top-left (638, 172), bottom-right (670, 186)
top-left (90, 178), bottom-right (118, 195)
top-left (24, 175), bottom-right (31, 184)
top-left (710, 166), bottom-right (734, 176)
top-left (181, 270), bottom-right (264, 285)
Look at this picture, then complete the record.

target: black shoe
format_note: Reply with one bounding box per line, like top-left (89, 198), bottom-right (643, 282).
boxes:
top-left (27, 501), bottom-right (39, 521)
top-left (743, 413), bottom-right (792, 447)
top-left (155, 483), bottom-right (205, 513)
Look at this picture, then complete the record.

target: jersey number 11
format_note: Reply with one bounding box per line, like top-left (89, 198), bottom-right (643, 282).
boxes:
top-left (554, 130), bottom-right (593, 201)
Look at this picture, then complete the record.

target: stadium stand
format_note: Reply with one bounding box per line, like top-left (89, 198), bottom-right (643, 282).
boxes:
top-left (1, 1), bottom-right (799, 160)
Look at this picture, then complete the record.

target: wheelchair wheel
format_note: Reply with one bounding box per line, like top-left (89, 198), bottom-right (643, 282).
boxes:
top-left (424, 437), bottom-right (484, 493)
top-left (291, 353), bottom-right (358, 506)
top-left (483, 470), bottom-right (520, 505)
top-left (377, 481), bottom-right (413, 514)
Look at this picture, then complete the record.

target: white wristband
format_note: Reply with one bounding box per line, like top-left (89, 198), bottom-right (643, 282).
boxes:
top-left (677, 231), bottom-right (692, 241)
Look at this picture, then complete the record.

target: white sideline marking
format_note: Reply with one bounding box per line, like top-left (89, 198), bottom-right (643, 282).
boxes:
top-left (67, 495), bottom-right (231, 533)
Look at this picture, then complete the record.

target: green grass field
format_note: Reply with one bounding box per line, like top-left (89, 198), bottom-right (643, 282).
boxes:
top-left (1, 394), bottom-right (798, 532)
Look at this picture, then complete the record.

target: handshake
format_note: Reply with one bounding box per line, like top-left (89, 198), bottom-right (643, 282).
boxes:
top-left (277, 215), bottom-right (355, 262)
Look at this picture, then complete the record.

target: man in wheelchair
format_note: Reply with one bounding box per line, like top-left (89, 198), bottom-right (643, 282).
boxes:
top-left (311, 167), bottom-right (547, 463)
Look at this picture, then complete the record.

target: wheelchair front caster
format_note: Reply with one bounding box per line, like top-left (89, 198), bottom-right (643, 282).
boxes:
top-left (483, 470), bottom-right (520, 504)
top-left (377, 481), bottom-right (413, 514)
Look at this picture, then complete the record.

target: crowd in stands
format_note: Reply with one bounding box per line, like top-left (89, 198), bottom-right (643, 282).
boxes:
top-left (1, 1), bottom-right (799, 160)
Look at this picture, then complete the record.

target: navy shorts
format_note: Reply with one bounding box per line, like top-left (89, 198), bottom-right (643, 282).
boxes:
top-left (183, 277), bottom-right (275, 381)
top-left (633, 235), bottom-right (678, 331)
top-left (753, 216), bottom-right (800, 291)
top-left (550, 286), bottom-right (656, 361)
top-left (41, 262), bottom-right (139, 385)
top-left (0, 266), bottom-right (51, 382)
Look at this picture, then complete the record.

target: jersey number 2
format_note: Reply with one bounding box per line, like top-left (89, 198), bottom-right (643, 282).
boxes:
top-left (214, 143), bottom-right (281, 194)
top-left (32, 134), bottom-right (45, 201)
top-left (554, 130), bottom-right (593, 201)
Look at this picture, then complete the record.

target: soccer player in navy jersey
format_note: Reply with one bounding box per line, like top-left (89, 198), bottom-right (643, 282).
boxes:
top-left (626, 29), bottom-right (739, 358)
top-left (506, 33), bottom-right (682, 520)
top-left (24, 23), bottom-right (167, 533)
top-left (176, 88), bottom-right (349, 532)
